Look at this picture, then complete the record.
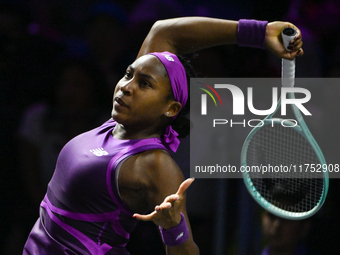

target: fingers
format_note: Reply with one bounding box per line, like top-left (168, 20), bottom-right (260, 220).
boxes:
top-left (155, 194), bottom-right (180, 211)
top-left (282, 47), bottom-right (304, 60)
top-left (288, 35), bottom-right (302, 51)
top-left (288, 33), bottom-right (303, 54)
top-left (283, 24), bottom-right (303, 60)
top-left (176, 177), bottom-right (195, 197)
top-left (133, 194), bottom-right (180, 221)
top-left (133, 210), bottom-right (157, 221)
top-left (133, 178), bottom-right (195, 224)
top-left (293, 48), bottom-right (304, 58)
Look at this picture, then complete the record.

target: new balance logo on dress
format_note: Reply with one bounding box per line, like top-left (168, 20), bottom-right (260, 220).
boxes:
top-left (176, 232), bottom-right (184, 241)
top-left (163, 54), bottom-right (174, 62)
top-left (90, 148), bottom-right (109, 157)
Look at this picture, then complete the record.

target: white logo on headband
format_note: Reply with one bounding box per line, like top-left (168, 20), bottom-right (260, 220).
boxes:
top-left (163, 54), bottom-right (174, 62)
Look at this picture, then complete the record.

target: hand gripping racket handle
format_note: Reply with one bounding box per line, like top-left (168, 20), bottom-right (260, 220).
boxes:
top-left (281, 27), bottom-right (298, 51)
top-left (281, 27), bottom-right (297, 87)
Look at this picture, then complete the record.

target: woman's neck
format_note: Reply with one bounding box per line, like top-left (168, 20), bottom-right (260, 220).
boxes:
top-left (112, 122), bottom-right (163, 140)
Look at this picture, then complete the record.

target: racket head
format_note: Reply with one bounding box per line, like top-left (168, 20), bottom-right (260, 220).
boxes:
top-left (241, 118), bottom-right (329, 220)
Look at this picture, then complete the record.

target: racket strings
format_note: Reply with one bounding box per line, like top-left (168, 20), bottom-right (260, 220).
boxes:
top-left (246, 123), bottom-right (324, 213)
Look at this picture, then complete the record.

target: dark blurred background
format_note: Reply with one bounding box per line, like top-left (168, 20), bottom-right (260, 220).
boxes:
top-left (1, 0), bottom-right (340, 254)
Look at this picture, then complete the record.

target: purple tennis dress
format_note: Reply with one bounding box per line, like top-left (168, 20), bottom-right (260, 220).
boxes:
top-left (23, 119), bottom-right (169, 255)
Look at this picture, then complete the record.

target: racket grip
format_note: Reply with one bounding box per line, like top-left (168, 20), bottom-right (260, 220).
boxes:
top-left (281, 27), bottom-right (297, 86)
top-left (281, 27), bottom-right (298, 52)
top-left (282, 58), bottom-right (295, 85)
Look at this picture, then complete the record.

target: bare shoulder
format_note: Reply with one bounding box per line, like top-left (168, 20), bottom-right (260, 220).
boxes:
top-left (137, 149), bottom-right (183, 178)
top-left (118, 149), bottom-right (184, 213)
top-left (129, 149), bottom-right (184, 193)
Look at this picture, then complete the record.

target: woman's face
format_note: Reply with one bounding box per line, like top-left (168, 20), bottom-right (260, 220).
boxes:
top-left (111, 55), bottom-right (174, 130)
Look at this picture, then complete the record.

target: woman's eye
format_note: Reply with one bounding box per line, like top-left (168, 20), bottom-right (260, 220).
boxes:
top-left (124, 71), bottom-right (132, 79)
top-left (140, 81), bottom-right (151, 88)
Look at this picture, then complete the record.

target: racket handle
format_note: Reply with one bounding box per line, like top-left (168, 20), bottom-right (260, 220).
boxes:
top-left (281, 27), bottom-right (297, 86)
top-left (282, 58), bottom-right (295, 85)
top-left (281, 27), bottom-right (298, 52)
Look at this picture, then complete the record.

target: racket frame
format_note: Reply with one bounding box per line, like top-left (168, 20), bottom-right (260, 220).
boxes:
top-left (241, 60), bottom-right (329, 220)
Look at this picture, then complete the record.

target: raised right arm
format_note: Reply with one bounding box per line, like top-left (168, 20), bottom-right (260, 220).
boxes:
top-left (137, 17), bottom-right (303, 60)
top-left (137, 17), bottom-right (238, 57)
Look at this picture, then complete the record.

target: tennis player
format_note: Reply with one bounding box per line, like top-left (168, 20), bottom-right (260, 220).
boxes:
top-left (23, 17), bottom-right (303, 255)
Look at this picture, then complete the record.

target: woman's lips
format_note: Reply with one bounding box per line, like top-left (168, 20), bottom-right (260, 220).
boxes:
top-left (115, 97), bottom-right (128, 107)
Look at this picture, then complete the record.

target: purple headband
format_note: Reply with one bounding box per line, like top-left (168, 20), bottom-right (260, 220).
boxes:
top-left (148, 51), bottom-right (188, 152)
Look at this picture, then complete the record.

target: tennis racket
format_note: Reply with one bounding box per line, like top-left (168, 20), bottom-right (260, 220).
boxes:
top-left (240, 27), bottom-right (329, 220)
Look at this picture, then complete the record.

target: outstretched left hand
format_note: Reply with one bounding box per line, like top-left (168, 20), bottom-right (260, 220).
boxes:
top-left (133, 178), bottom-right (194, 229)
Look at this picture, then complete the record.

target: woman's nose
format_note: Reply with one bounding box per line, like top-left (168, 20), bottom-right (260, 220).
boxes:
top-left (120, 80), bottom-right (133, 95)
